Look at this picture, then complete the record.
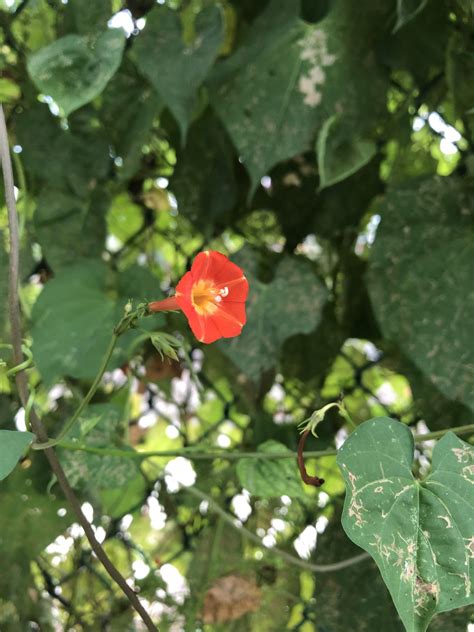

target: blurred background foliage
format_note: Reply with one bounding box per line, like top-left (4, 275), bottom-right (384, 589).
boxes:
top-left (0, 0), bottom-right (473, 629)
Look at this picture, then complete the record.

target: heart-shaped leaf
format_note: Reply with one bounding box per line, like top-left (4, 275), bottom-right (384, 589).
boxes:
top-left (27, 29), bottom-right (125, 116)
top-left (337, 417), bottom-right (474, 632)
top-left (131, 5), bottom-right (223, 137)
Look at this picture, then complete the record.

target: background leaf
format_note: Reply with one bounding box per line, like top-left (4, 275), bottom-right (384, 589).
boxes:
top-left (132, 5), bottom-right (223, 136)
top-left (236, 440), bottom-right (305, 498)
top-left (27, 29), bottom-right (125, 116)
top-left (316, 114), bottom-right (377, 190)
top-left (220, 249), bottom-right (328, 381)
top-left (0, 430), bottom-right (34, 480)
top-left (368, 177), bottom-right (474, 412)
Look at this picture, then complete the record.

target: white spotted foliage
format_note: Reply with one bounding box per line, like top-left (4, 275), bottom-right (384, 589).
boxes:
top-left (208, 0), bottom-right (388, 191)
top-left (337, 417), bottom-right (474, 632)
top-left (368, 176), bottom-right (474, 412)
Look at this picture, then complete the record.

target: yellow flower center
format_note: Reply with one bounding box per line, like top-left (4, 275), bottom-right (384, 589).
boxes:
top-left (191, 280), bottom-right (229, 315)
top-left (191, 280), bottom-right (218, 315)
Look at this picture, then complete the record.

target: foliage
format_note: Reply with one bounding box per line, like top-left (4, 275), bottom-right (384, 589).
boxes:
top-left (0, 0), bottom-right (473, 630)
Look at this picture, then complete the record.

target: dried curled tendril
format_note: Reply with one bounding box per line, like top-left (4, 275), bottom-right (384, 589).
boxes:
top-left (297, 428), bottom-right (325, 488)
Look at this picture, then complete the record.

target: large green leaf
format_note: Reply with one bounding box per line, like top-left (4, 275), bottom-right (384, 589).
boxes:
top-left (100, 63), bottom-right (163, 179)
top-left (220, 249), bottom-right (328, 381)
top-left (368, 176), bottom-right (474, 412)
top-left (27, 29), bottom-right (125, 116)
top-left (337, 417), bottom-right (474, 632)
top-left (31, 260), bottom-right (162, 383)
top-left (59, 404), bottom-right (139, 490)
top-left (0, 430), bottom-right (34, 481)
top-left (15, 104), bottom-right (110, 195)
top-left (236, 440), bottom-right (306, 499)
top-left (170, 110), bottom-right (237, 230)
top-left (34, 188), bottom-right (108, 271)
top-left (208, 0), bottom-right (388, 190)
top-left (131, 5), bottom-right (223, 137)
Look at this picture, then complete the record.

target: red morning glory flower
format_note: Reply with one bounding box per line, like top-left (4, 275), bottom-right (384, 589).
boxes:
top-left (148, 251), bottom-right (249, 344)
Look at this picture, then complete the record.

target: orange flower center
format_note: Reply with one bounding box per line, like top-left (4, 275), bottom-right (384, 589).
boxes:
top-left (191, 280), bottom-right (228, 316)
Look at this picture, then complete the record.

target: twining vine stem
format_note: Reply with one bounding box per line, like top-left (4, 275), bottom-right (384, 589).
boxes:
top-left (0, 105), bottom-right (158, 632)
top-left (57, 423), bottom-right (474, 462)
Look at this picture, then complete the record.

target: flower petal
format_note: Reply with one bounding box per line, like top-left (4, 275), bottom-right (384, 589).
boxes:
top-left (218, 276), bottom-right (249, 303)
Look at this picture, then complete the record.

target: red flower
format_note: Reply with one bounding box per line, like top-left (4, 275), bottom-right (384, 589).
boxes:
top-left (148, 251), bottom-right (249, 344)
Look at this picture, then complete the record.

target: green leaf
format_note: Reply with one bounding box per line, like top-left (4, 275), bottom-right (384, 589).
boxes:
top-left (208, 0), bottom-right (388, 190)
top-left (107, 193), bottom-right (144, 243)
top-left (170, 110), bottom-right (237, 230)
top-left (378, 2), bottom-right (448, 86)
top-left (220, 249), bottom-right (328, 381)
top-left (0, 78), bottom-right (20, 103)
top-left (337, 417), bottom-right (474, 632)
top-left (34, 188), bottom-right (108, 271)
top-left (368, 176), bottom-right (474, 412)
top-left (317, 114), bottom-right (377, 190)
top-left (100, 64), bottom-right (163, 179)
top-left (236, 440), bottom-right (306, 498)
top-left (69, 0), bottom-right (112, 34)
top-left (15, 104), bottom-right (111, 195)
top-left (131, 5), bottom-right (223, 137)
top-left (0, 430), bottom-right (34, 481)
top-left (27, 29), bottom-right (125, 116)
top-left (59, 404), bottom-right (139, 490)
top-left (393, 0), bottom-right (428, 33)
top-left (31, 260), bottom-right (162, 383)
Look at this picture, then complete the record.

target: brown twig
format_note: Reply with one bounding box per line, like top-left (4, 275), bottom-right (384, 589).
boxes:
top-left (0, 104), bottom-right (158, 632)
top-left (297, 429), bottom-right (325, 487)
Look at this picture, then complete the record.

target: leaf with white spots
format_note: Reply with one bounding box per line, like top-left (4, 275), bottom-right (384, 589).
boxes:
top-left (27, 29), bottom-right (125, 116)
top-left (368, 176), bottom-right (474, 412)
top-left (219, 249), bottom-right (328, 381)
top-left (208, 0), bottom-right (388, 191)
top-left (337, 417), bottom-right (474, 632)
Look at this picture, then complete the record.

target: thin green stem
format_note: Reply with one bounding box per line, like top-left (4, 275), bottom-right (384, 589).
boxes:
top-left (56, 423), bottom-right (474, 461)
top-left (56, 442), bottom-right (338, 460)
top-left (186, 486), bottom-right (370, 573)
top-left (416, 423), bottom-right (474, 443)
top-left (32, 334), bottom-right (119, 450)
